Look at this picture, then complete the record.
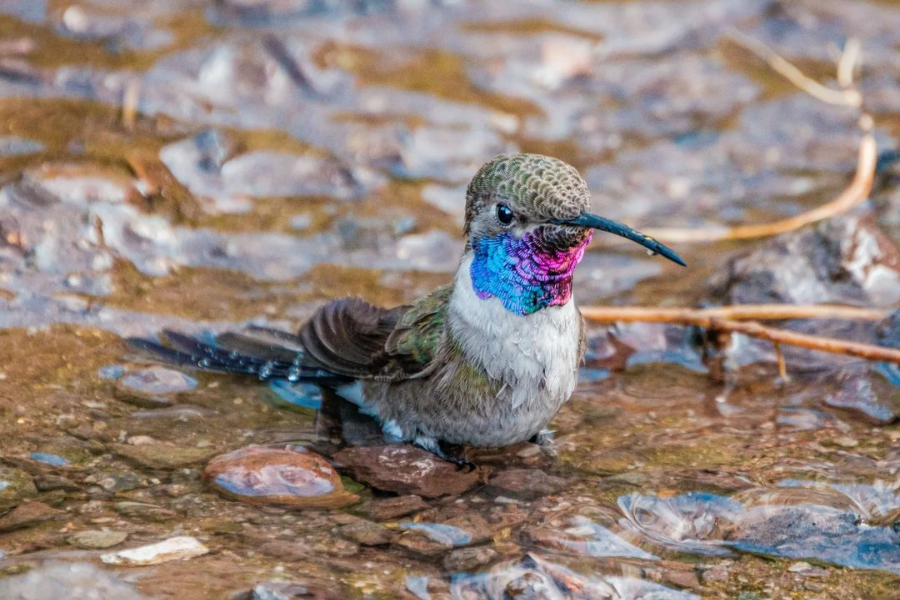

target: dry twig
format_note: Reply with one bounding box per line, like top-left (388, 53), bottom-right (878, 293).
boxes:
top-left (728, 29), bottom-right (862, 107)
top-left (581, 306), bottom-right (899, 365)
top-left (579, 304), bottom-right (888, 324)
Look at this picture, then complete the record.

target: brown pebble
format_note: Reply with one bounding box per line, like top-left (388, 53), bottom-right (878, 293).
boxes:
top-left (333, 445), bottom-right (480, 498)
top-left (484, 469), bottom-right (572, 500)
top-left (357, 495), bottom-right (429, 520)
top-left (443, 546), bottom-right (499, 572)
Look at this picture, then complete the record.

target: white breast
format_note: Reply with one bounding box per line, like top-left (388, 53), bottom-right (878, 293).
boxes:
top-left (448, 254), bottom-right (582, 409)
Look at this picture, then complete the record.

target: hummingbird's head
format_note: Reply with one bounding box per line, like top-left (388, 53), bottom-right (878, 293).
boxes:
top-left (462, 153), bottom-right (684, 315)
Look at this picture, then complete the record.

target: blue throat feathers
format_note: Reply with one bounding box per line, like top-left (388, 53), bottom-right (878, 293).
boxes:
top-left (470, 229), bottom-right (591, 316)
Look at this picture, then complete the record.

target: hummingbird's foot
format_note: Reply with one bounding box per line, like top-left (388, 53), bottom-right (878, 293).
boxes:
top-left (529, 429), bottom-right (558, 459)
top-left (412, 436), bottom-right (477, 472)
top-left (530, 429), bottom-right (555, 447)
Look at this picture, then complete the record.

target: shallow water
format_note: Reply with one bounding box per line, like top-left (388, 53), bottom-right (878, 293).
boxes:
top-left (1, 0), bottom-right (900, 598)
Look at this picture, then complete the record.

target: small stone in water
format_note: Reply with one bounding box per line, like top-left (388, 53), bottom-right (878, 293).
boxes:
top-left (204, 444), bottom-right (358, 508)
top-left (484, 469), bottom-right (572, 501)
top-left (114, 367), bottom-right (197, 407)
top-left (0, 500), bottom-right (63, 532)
top-left (101, 536), bottom-right (208, 566)
top-left (112, 442), bottom-right (217, 469)
top-left (444, 546), bottom-right (499, 572)
top-left (336, 520), bottom-right (394, 546)
top-left (332, 445), bottom-right (480, 498)
top-left (67, 530), bottom-right (128, 550)
top-left (29, 452), bottom-right (69, 467)
top-left (357, 495), bottom-right (429, 520)
top-left (0, 467), bottom-right (37, 509)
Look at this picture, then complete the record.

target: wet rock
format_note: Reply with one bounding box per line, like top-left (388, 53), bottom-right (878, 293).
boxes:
top-left (357, 494), bottom-right (429, 521)
top-left (443, 546), bottom-right (499, 573)
top-left (442, 514), bottom-right (493, 545)
top-left (451, 553), bottom-right (696, 599)
top-left (711, 215), bottom-right (900, 307)
top-left (0, 466), bottom-right (37, 510)
top-left (0, 500), bottom-right (63, 532)
top-left (256, 540), bottom-right (311, 562)
top-left (112, 442), bottom-right (217, 469)
top-left (395, 527), bottom-right (455, 559)
top-left (484, 469), bottom-right (573, 501)
top-left (67, 530), bottom-right (129, 550)
top-left (332, 445), bottom-right (480, 498)
top-left (698, 563), bottom-right (730, 584)
top-left (823, 368), bottom-right (900, 425)
top-left (0, 562), bottom-right (147, 600)
top-left (101, 535), bottom-right (209, 566)
top-left (114, 501), bottom-right (179, 522)
top-left (336, 519), bottom-right (394, 546)
top-left (204, 444), bottom-right (358, 508)
top-left (96, 471), bottom-right (145, 493)
top-left (114, 366), bottom-right (197, 407)
top-left (309, 536), bottom-right (359, 558)
top-left (522, 518), bottom-right (657, 560)
top-left (29, 452), bottom-right (69, 467)
top-left (33, 473), bottom-right (78, 492)
top-left (617, 492), bottom-right (741, 556)
top-left (239, 580), bottom-right (348, 600)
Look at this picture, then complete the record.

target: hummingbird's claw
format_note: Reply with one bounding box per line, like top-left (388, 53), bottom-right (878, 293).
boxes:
top-left (450, 456), bottom-right (478, 473)
top-left (414, 437), bottom-right (478, 472)
top-left (529, 429), bottom-right (555, 447)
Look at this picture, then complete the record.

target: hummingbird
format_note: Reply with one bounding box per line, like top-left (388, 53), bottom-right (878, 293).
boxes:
top-left (131, 153), bottom-right (685, 466)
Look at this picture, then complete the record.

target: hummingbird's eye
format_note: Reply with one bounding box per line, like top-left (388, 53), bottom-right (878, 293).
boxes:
top-left (496, 204), bottom-right (514, 226)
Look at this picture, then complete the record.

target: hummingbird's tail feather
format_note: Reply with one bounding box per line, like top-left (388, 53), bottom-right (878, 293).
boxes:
top-left (127, 330), bottom-right (350, 385)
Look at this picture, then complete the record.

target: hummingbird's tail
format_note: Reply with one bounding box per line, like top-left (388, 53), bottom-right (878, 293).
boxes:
top-left (127, 328), bottom-right (350, 385)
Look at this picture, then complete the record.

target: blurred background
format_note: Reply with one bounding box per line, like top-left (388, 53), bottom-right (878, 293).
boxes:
top-left (1, 1), bottom-right (900, 599)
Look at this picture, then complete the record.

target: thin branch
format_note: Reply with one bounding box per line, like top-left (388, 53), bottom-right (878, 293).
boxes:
top-left (709, 317), bottom-right (900, 365)
top-left (837, 38), bottom-right (861, 89)
top-left (580, 304), bottom-right (888, 324)
top-left (581, 304), bottom-right (899, 366)
top-left (727, 29), bottom-right (861, 108)
top-left (774, 341), bottom-right (788, 381)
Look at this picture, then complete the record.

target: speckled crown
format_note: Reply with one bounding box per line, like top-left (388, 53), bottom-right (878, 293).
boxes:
top-left (464, 153), bottom-right (591, 234)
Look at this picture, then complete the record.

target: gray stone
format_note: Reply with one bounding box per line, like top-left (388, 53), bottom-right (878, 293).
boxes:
top-left (67, 530), bottom-right (129, 550)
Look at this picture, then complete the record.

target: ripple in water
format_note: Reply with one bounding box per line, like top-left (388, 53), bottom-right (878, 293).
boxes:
top-left (450, 554), bottom-right (698, 600)
top-left (617, 485), bottom-right (900, 574)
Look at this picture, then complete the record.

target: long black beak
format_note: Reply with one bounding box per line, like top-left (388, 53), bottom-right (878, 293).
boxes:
top-left (550, 212), bottom-right (686, 267)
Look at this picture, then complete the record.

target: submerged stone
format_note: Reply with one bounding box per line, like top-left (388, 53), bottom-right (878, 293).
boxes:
top-left (0, 500), bottom-right (63, 532)
top-left (484, 469), bottom-right (573, 501)
top-left (67, 530), bottom-right (129, 550)
top-left (114, 366), bottom-right (198, 408)
top-left (332, 445), bottom-right (480, 498)
top-left (451, 553), bottom-right (698, 599)
top-left (356, 494), bottom-right (429, 520)
top-left (336, 519), bottom-right (394, 546)
top-left (204, 444), bottom-right (358, 508)
top-left (0, 467), bottom-right (37, 510)
top-left (112, 442), bottom-right (217, 469)
top-left (823, 367), bottom-right (900, 425)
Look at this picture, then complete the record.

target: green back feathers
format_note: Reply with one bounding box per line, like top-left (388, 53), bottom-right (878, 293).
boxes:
top-left (385, 285), bottom-right (452, 374)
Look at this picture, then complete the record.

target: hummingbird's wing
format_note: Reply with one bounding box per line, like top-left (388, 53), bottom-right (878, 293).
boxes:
top-left (299, 285), bottom-right (452, 381)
